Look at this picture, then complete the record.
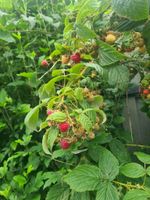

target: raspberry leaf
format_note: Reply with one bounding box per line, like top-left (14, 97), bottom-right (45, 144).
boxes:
top-left (96, 181), bottom-right (119, 200)
top-left (64, 164), bottom-right (101, 192)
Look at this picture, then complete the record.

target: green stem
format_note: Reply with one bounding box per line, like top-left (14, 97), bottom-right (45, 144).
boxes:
top-left (113, 180), bottom-right (144, 190)
top-left (38, 61), bottom-right (59, 80)
top-left (143, 164), bottom-right (147, 186)
top-left (126, 144), bottom-right (150, 149)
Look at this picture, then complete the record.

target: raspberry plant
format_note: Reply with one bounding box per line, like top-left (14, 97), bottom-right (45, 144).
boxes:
top-left (0, 0), bottom-right (150, 200)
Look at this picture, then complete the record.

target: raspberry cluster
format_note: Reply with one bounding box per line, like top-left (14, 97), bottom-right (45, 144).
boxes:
top-left (46, 87), bottom-right (103, 150)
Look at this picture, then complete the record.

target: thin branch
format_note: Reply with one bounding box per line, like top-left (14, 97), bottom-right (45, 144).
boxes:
top-left (126, 144), bottom-right (150, 149)
top-left (113, 180), bottom-right (144, 190)
top-left (38, 61), bottom-right (59, 80)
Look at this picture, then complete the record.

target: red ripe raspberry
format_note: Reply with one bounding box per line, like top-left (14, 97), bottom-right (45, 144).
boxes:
top-left (60, 139), bottom-right (70, 149)
top-left (47, 109), bottom-right (53, 115)
top-left (70, 53), bottom-right (81, 63)
top-left (58, 122), bottom-right (70, 132)
top-left (143, 89), bottom-right (149, 95)
top-left (41, 59), bottom-right (48, 67)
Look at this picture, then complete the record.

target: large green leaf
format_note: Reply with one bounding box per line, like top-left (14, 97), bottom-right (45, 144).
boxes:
top-left (115, 19), bottom-right (147, 32)
top-left (108, 64), bottom-right (129, 90)
top-left (120, 163), bottom-right (146, 178)
top-left (112, 0), bottom-right (149, 21)
top-left (109, 139), bottom-right (130, 164)
top-left (76, 0), bottom-right (100, 24)
top-left (88, 145), bottom-right (105, 163)
top-left (64, 164), bottom-right (101, 192)
top-left (123, 189), bottom-right (150, 200)
top-left (96, 182), bottom-right (119, 200)
top-left (134, 152), bottom-right (150, 164)
top-left (98, 146), bottom-right (119, 181)
top-left (76, 24), bottom-right (97, 40)
top-left (42, 130), bottom-right (51, 155)
top-left (47, 127), bottom-right (59, 151)
top-left (46, 184), bottom-right (70, 200)
top-left (70, 191), bottom-right (90, 200)
top-left (24, 105), bottom-right (40, 131)
top-left (98, 41), bottom-right (125, 66)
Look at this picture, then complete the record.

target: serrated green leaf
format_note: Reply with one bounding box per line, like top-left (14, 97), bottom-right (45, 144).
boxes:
top-left (123, 189), bottom-right (150, 200)
top-left (96, 182), bottom-right (119, 200)
top-left (86, 110), bottom-right (97, 124)
top-left (47, 127), bottom-right (59, 151)
top-left (88, 145), bottom-right (103, 163)
top-left (42, 130), bottom-right (51, 155)
top-left (46, 184), bottom-right (70, 200)
top-left (76, 24), bottom-right (97, 40)
top-left (70, 191), bottom-right (90, 200)
top-left (109, 139), bottom-right (130, 164)
top-left (74, 87), bottom-right (84, 101)
top-left (76, 0), bottom-right (100, 24)
top-left (98, 146), bottom-right (119, 180)
top-left (108, 65), bottom-right (129, 90)
top-left (134, 152), bottom-right (150, 164)
top-left (47, 111), bottom-right (67, 122)
top-left (98, 41), bottom-right (125, 66)
top-left (112, 0), bottom-right (149, 21)
top-left (120, 163), bottom-right (146, 178)
top-left (64, 164), bottom-right (101, 192)
top-left (78, 113), bottom-right (93, 131)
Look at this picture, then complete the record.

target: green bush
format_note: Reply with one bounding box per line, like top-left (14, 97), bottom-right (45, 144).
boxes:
top-left (0, 0), bottom-right (150, 200)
